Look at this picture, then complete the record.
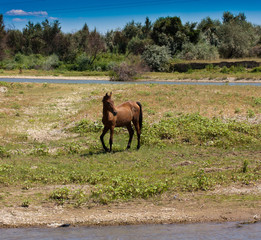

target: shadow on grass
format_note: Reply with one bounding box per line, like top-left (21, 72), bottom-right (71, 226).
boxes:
top-left (80, 148), bottom-right (127, 157)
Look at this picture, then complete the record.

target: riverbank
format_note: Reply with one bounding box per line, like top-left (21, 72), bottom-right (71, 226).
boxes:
top-left (1, 183), bottom-right (261, 228)
top-left (1, 74), bottom-right (261, 83)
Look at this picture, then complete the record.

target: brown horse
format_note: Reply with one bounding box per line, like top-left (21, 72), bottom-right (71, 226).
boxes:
top-left (100, 92), bottom-right (142, 152)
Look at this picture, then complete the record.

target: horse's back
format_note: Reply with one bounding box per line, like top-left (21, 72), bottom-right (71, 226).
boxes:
top-left (115, 101), bottom-right (140, 127)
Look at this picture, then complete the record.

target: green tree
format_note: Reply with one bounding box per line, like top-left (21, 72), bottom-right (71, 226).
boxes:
top-left (127, 37), bottom-right (150, 55)
top-left (42, 19), bottom-right (61, 55)
top-left (6, 30), bottom-right (24, 54)
top-left (151, 16), bottom-right (199, 55)
top-left (218, 12), bottom-right (258, 58)
top-left (142, 17), bottom-right (152, 39)
top-left (22, 21), bottom-right (44, 54)
top-left (0, 14), bottom-right (6, 60)
top-left (197, 17), bottom-right (221, 46)
top-left (123, 20), bottom-right (143, 40)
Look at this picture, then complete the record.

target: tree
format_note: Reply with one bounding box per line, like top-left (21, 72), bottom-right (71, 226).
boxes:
top-left (22, 21), bottom-right (44, 54)
top-left (6, 30), bottom-right (24, 54)
top-left (0, 14), bottom-right (6, 60)
top-left (127, 37), bottom-right (150, 55)
top-left (218, 12), bottom-right (259, 58)
top-left (142, 17), bottom-right (152, 39)
top-left (151, 16), bottom-right (199, 55)
top-left (123, 20), bottom-right (143, 40)
top-left (42, 19), bottom-right (61, 55)
top-left (87, 29), bottom-right (106, 65)
top-left (113, 31), bottom-right (128, 54)
top-left (197, 17), bottom-right (221, 46)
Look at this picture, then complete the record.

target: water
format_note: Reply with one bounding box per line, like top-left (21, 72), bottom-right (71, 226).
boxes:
top-left (1, 222), bottom-right (261, 240)
top-left (0, 78), bottom-right (261, 86)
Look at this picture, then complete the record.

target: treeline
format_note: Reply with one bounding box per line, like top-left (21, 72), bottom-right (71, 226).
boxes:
top-left (0, 12), bottom-right (261, 72)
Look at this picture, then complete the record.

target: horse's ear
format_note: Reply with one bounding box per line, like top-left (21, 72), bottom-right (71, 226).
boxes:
top-left (105, 92), bottom-right (108, 96)
top-left (109, 92), bottom-right (112, 97)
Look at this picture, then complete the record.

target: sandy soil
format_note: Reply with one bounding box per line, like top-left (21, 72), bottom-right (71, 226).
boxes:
top-left (0, 184), bottom-right (260, 228)
top-left (0, 75), bottom-right (261, 83)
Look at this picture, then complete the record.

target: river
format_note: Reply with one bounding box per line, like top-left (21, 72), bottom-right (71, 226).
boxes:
top-left (0, 78), bottom-right (261, 86)
top-left (1, 222), bottom-right (261, 240)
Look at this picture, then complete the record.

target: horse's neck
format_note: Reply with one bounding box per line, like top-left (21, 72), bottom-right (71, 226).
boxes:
top-left (103, 106), bottom-right (113, 117)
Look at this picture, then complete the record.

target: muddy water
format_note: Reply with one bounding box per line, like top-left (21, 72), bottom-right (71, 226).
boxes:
top-left (1, 78), bottom-right (261, 86)
top-left (1, 222), bottom-right (261, 240)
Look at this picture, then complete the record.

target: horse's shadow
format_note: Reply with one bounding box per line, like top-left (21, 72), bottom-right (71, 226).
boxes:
top-left (80, 148), bottom-right (126, 157)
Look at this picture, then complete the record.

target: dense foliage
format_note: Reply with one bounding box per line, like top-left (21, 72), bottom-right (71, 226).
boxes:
top-left (0, 12), bottom-right (260, 72)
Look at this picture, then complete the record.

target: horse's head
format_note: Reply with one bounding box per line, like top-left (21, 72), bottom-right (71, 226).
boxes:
top-left (102, 92), bottom-right (117, 116)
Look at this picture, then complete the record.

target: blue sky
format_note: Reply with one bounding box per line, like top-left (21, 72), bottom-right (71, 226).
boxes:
top-left (1, 0), bottom-right (261, 33)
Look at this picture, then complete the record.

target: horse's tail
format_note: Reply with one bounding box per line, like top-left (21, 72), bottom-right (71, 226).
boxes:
top-left (136, 102), bottom-right (143, 130)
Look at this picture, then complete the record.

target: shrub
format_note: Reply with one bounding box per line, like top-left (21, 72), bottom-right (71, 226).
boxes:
top-left (127, 37), bottom-right (148, 55)
top-left (0, 146), bottom-right (10, 158)
top-left (50, 187), bottom-right (70, 205)
top-left (142, 45), bottom-right (171, 72)
top-left (251, 67), bottom-right (261, 73)
top-left (109, 62), bottom-right (140, 81)
top-left (73, 119), bottom-right (103, 133)
top-left (176, 41), bottom-right (219, 60)
top-left (75, 53), bottom-right (91, 71)
top-left (42, 54), bottom-right (60, 70)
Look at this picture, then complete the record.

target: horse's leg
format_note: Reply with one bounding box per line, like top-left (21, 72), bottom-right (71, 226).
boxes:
top-left (109, 126), bottom-right (115, 152)
top-left (126, 123), bottom-right (134, 150)
top-left (100, 126), bottom-right (109, 152)
top-left (133, 120), bottom-right (141, 150)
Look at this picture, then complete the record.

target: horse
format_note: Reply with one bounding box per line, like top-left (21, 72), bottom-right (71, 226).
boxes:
top-left (100, 92), bottom-right (143, 152)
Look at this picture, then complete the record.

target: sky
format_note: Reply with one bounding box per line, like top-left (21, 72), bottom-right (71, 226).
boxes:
top-left (1, 0), bottom-right (261, 33)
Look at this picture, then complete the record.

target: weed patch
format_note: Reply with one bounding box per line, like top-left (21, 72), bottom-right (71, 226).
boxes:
top-left (142, 113), bottom-right (260, 147)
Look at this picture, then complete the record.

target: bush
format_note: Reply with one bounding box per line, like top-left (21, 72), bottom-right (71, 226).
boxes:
top-left (127, 37), bottom-right (148, 55)
top-left (109, 62), bottom-right (140, 81)
top-left (75, 53), bottom-right (91, 71)
top-left (0, 146), bottom-right (10, 158)
top-left (251, 67), bottom-right (261, 73)
top-left (73, 119), bottom-right (103, 133)
top-left (176, 41), bottom-right (219, 60)
top-left (142, 45), bottom-right (171, 72)
top-left (42, 54), bottom-right (60, 70)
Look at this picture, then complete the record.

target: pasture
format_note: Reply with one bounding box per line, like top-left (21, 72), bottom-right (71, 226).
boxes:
top-left (0, 81), bottom-right (260, 208)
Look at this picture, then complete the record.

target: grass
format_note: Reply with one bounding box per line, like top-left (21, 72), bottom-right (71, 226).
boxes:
top-left (1, 60), bottom-right (261, 80)
top-left (0, 81), bottom-right (260, 206)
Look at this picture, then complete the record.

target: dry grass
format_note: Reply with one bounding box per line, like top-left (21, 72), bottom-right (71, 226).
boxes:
top-left (0, 82), bottom-right (260, 144)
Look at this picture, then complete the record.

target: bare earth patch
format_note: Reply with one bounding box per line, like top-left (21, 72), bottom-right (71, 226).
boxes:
top-left (0, 184), bottom-right (260, 228)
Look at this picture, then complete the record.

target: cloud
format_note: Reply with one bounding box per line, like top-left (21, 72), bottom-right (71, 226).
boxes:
top-left (49, 17), bottom-right (58, 20)
top-left (12, 18), bottom-right (27, 22)
top-left (6, 9), bottom-right (48, 17)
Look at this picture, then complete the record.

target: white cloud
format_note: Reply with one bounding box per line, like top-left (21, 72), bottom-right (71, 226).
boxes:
top-left (12, 18), bottom-right (27, 22)
top-left (6, 9), bottom-right (48, 17)
top-left (49, 17), bottom-right (58, 20)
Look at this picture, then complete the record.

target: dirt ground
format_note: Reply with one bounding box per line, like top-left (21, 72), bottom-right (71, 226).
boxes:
top-left (0, 184), bottom-right (260, 228)
top-left (1, 75), bottom-right (261, 82)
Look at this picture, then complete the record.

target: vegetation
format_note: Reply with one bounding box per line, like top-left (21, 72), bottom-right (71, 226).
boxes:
top-left (0, 82), bottom-right (260, 207)
top-left (0, 12), bottom-right (260, 75)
